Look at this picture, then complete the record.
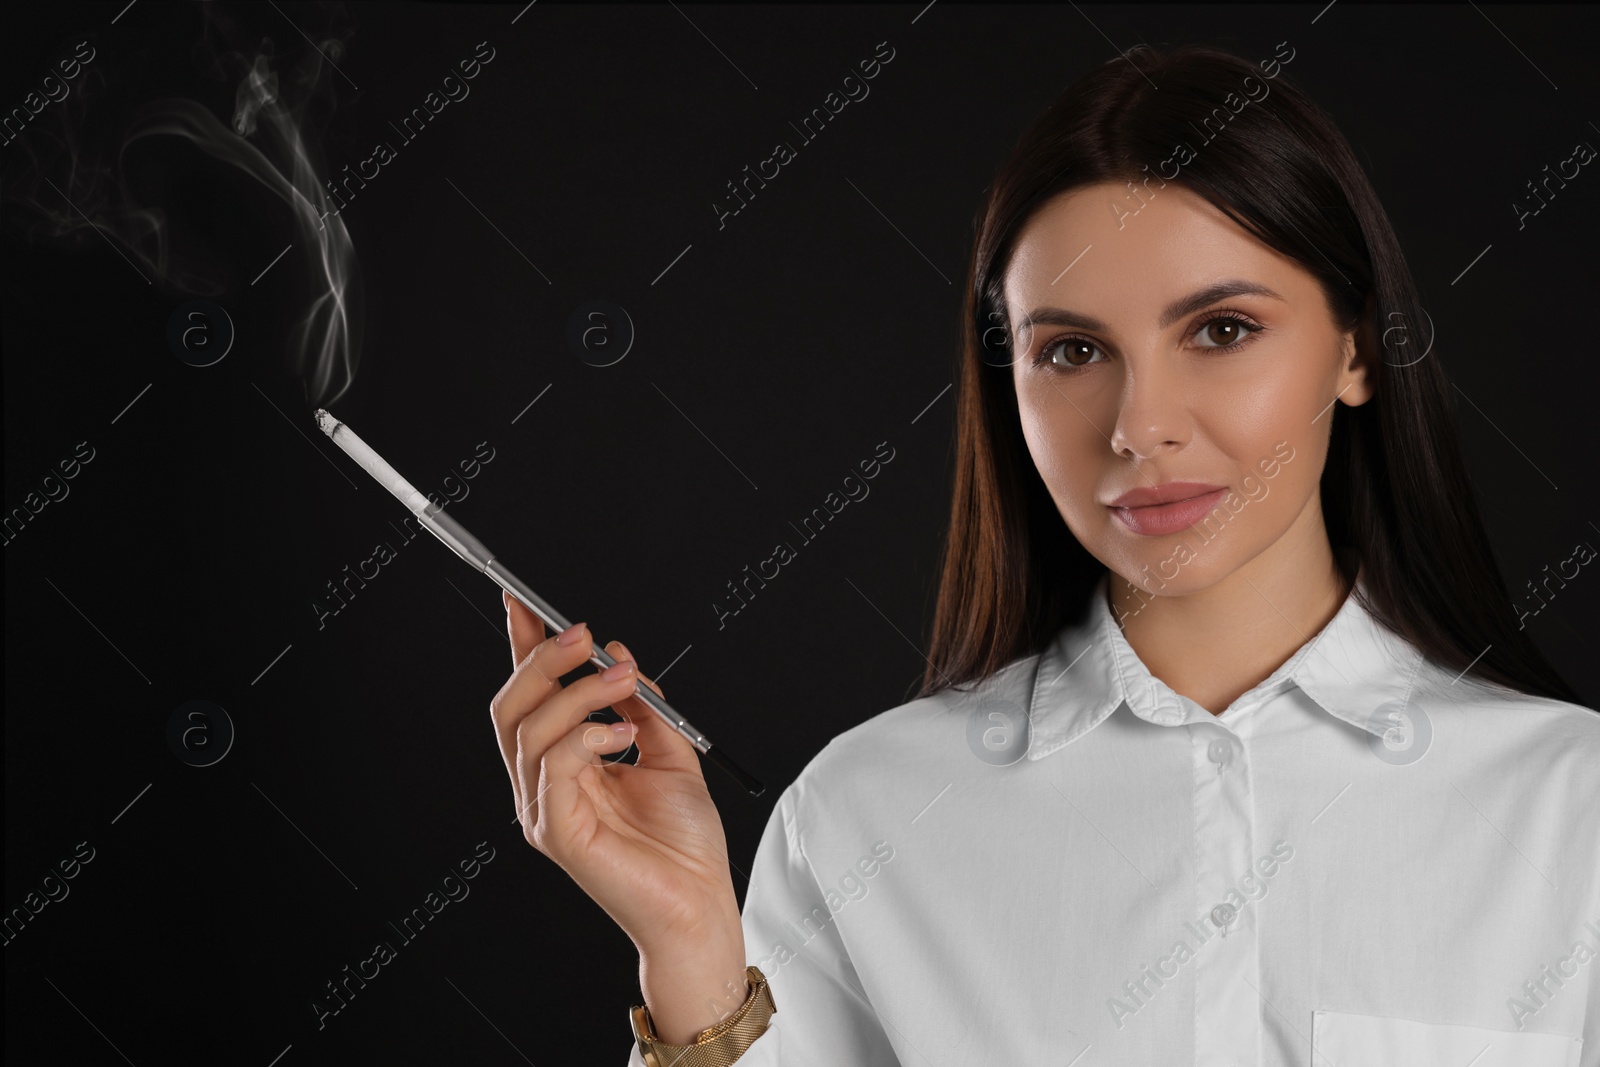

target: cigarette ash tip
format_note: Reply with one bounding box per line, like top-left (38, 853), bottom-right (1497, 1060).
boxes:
top-left (313, 408), bottom-right (339, 437)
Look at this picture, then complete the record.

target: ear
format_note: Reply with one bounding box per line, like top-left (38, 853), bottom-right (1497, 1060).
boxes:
top-left (1337, 291), bottom-right (1378, 409)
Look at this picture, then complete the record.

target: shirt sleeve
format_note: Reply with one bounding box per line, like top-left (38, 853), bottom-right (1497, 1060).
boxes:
top-left (624, 781), bottom-right (900, 1066)
top-left (1585, 946), bottom-right (1599, 1067)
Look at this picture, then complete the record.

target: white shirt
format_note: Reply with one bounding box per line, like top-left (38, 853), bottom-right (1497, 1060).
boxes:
top-left (626, 572), bottom-right (1600, 1066)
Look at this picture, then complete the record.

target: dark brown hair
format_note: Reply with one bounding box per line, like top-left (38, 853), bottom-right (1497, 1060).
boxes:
top-left (919, 43), bottom-right (1582, 707)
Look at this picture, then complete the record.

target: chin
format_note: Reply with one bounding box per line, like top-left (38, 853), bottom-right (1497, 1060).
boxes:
top-left (1097, 534), bottom-right (1245, 601)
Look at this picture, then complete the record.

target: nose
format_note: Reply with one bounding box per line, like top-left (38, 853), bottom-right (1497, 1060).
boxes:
top-left (1108, 361), bottom-right (1190, 461)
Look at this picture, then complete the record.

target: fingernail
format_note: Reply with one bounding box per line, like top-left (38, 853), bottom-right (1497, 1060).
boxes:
top-left (611, 721), bottom-right (635, 735)
top-left (555, 622), bottom-right (587, 647)
top-left (601, 659), bottom-right (636, 682)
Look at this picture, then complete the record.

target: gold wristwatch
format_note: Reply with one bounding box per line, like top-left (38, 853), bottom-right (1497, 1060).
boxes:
top-left (630, 965), bottom-right (775, 1067)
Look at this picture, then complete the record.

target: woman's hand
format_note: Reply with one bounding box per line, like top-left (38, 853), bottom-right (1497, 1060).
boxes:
top-left (491, 592), bottom-right (750, 1043)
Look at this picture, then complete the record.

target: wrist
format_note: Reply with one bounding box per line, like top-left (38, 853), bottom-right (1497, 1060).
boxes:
top-left (630, 882), bottom-right (742, 956)
top-left (634, 911), bottom-right (744, 968)
top-left (637, 939), bottom-right (750, 1044)
top-left (631, 965), bottom-right (775, 1066)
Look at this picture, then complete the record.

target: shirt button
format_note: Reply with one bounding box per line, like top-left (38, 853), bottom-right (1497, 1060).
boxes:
top-left (1207, 738), bottom-right (1231, 772)
top-left (1211, 903), bottom-right (1237, 929)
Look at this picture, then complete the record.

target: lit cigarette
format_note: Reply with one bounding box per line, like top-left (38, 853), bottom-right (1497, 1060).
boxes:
top-left (314, 408), bottom-right (764, 797)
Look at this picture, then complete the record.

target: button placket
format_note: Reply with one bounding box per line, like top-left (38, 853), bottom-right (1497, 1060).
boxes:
top-left (1191, 723), bottom-right (1262, 1067)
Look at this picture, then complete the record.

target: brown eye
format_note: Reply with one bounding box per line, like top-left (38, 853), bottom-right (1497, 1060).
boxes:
top-left (1035, 336), bottom-right (1107, 370)
top-left (1195, 317), bottom-right (1258, 349)
top-left (1062, 340), bottom-right (1099, 365)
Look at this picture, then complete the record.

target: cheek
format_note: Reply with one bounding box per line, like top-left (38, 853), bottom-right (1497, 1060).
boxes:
top-left (1191, 351), bottom-right (1332, 541)
top-left (1196, 344), bottom-right (1328, 472)
top-left (1016, 383), bottom-right (1104, 515)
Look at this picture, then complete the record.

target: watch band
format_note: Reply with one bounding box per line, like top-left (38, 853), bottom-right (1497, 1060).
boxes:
top-left (630, 965), bottom-right (775, 1067)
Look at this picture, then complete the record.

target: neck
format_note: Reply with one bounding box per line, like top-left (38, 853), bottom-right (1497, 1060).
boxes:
top-left (1106, 501), bottom-right (1352, 715)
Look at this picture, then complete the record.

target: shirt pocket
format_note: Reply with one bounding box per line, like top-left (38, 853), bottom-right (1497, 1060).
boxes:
top-left (1311, 1009), bottom-right (1582, 1066)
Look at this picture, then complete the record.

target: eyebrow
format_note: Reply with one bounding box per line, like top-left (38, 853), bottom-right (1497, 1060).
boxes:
top-left (1019, 279), bottom-right (1287, 335)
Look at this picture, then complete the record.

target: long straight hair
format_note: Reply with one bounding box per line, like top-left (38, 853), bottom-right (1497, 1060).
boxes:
top-left (919, 43), bottom-right (1582, 707)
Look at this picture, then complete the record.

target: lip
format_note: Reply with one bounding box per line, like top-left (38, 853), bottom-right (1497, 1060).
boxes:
top-left (1105, 482), bottom-right (1228, 537)
top-left (1107, 482), bottom-right (1227, 509)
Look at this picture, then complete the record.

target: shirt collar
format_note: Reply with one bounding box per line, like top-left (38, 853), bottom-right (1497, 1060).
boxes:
top-left (1024, 567), bottom-right (1425, 759)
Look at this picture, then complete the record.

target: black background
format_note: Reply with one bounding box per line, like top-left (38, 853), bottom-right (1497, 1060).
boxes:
top-left (4, 3), bottom-right (1597, 1064)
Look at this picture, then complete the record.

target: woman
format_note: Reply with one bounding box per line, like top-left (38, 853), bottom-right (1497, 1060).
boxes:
top-left (489, 43), bottom-right (1598, 1065)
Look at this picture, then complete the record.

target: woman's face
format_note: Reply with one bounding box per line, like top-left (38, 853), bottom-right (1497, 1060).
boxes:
top-left (1005, 181), bottom-right (1373, 600)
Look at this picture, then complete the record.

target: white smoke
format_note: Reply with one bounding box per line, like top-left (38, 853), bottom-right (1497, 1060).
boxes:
top-left (4, 18), bottom-right (363, 408)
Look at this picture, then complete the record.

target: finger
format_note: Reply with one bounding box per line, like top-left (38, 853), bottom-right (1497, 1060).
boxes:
top-left (505, 590), bottom-right (547, 670)
top-left (515, 657), bottom-right (637, 771)
top-left (607, 640), bottom-right (663, 699)
top-left (523, 713), bottom-right (639, 861)
top-left (517, 663), bottom-right (642, 835)
top-left (605, 640), bottom-right (701, 775)
top-left (491, 622), bottom-right (592, 791)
